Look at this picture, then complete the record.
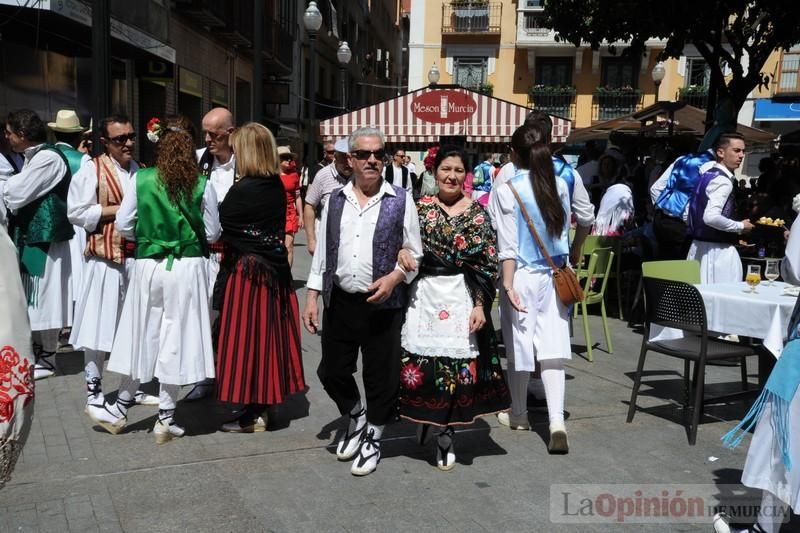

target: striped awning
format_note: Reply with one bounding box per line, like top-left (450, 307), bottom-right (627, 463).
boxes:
top-left (320, 86), bottom-right (571, 144)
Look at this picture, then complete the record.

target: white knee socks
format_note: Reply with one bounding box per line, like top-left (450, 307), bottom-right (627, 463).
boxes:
top-left (159, 384), bottom-right (180, 411)
top-left (84, 349), bottom-right (105, 382)
top-left (540, 359), bottom-right (565, 425)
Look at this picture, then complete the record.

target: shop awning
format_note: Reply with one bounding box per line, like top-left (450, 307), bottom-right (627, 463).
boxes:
top-left (754, 99), bottom-right (800, 121)
top-left (320, 86), bottom-right (571, 144)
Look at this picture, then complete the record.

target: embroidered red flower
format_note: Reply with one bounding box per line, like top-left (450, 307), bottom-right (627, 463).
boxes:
top-left (454, 234), bottom-right (467, 250)
top-left (420, 195), bottom-right (434, 204)
top-left (426, 208), bottom-right (438, 221)
top-left (438, 309), bottom-right (450, 320)
top-left (472, 235), bottom-right (482, 244)
top-left (473, 214), bottom-right (485, 225)
top-left (0, 346), bottom-right (34, 422)
top-left (487, 245), bottom-right (496, 257)
top-left (0, 391), bottom-right (14, 423)
top-left (0, 345), bottom-right (20, 375)
top-left (401, 362), bottom-right (424, 390)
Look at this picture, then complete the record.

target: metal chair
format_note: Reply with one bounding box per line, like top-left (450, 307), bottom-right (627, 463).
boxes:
top-left (574, 247), bottom-right (614, 362)
top-left (626, 277), bottom-right (755, 445)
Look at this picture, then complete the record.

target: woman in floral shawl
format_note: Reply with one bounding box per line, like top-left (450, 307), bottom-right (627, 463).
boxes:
top-left (398, 145), bottom-right (510, 471)
top-left (0, 221), bottom-right (34, 488)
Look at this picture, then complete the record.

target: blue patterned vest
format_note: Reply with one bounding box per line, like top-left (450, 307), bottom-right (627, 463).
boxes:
top-left (323, 184), bottom-right (408, 309)
top-left (510, 170), bottom-right (570, 270)
top-left (654, 149), bottom-right (715, 217)
top-left (687, 166), bottom-right (738, 244)
top-left (552, 157), bottom-right (575, 202)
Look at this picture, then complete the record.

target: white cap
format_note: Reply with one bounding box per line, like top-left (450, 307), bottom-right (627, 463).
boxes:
top-left (334, 138), bottom-right (349, 153)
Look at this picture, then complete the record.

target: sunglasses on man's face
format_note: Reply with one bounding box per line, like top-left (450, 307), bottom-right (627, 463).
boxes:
top-left (351, 149), bottom-right (386, 161)
top-left (106, 132), bottom-right (136, 145)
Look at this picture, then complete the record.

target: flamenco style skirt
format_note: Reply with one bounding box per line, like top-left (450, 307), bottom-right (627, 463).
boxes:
top-left (399, 273), bottom-right (509, 427)
top-left (215, 256), bottom-right (305, 406)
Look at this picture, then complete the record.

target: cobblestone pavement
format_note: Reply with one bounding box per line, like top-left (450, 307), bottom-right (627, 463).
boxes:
top-left (3, 234), bottom-right (798, 532)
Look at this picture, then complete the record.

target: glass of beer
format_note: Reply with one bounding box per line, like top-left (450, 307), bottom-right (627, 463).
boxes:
top-left (745, 264), bottom-right (761, 293)
top-left (765, 259), bottom-right (780, 286)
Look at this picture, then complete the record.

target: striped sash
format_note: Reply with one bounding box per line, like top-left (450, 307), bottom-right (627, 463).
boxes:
top-left (85, 154), bottom-right (126, 264)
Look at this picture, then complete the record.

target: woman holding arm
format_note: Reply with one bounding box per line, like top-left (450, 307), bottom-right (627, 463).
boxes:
top-left (489, 121), bottom-right (572, 454)
top-left (398, 145), bottom-right (510, 471)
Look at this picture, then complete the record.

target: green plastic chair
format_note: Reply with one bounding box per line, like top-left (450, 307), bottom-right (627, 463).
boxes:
top-left (574, 247), bottom-right (614, 362)
top-left (641, 260), bottom-right (701, 284)
top-left (576, 235), bottom-right (624, 319)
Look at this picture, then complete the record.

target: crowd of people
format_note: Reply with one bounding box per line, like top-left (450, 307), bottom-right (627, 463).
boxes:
top-left (1, 103), bottom-right (798, 529)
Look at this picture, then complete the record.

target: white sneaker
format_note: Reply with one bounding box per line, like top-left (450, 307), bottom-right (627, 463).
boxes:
top-left (712, 512), bottom-right (732, 533)
top-left (134, 391), bottom-right (160, 406)
top-left (86, 402), bottom-right (127, 435)
top-left (497, 411), bottom-right (530, 430)
top-left (34, 364), bottom-right (55, 380)
top-left (220, 415), bottom-right (267, 433)
top-left (350, 427), bottom-right (381, 476)
top-left (34, 353), bottom-right (56, 380)
top-left (336, 408), bottom-right (366, 460)
top-left (548, 422), bottom-right (569, 454)
top-left (154, 418), bottom-right (185, 444)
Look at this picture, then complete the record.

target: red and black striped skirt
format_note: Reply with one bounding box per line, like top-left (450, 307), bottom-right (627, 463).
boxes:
top-left (215, 260), bottom-right (306, 405)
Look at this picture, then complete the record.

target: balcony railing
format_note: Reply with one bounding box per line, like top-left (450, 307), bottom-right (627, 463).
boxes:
top-left (442, 2), bottom-right (502, 34)
top-left (592, 89), bottom-right (643, 120)
top-left (677, 86), bottom-right (709, 110)
top-left (264, 18), bottom-right (294, 73)
top-left (528, 87), bottom-right (576, 120)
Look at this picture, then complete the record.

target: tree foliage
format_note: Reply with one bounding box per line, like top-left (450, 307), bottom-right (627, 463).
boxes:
top-left (544, 0), bottom-right (800, 113)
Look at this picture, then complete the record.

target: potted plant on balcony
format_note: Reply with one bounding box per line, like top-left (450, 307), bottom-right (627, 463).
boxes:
top-left (593, 85), bottom-right (642, 96)
top-left (477, 82), bottom-right (494, 96)
top-left (529, 84), bottom-right (577, 98)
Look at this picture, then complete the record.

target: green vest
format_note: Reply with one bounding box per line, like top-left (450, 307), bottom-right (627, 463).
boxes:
top-left (9, 144), bottom-right (74, 277)
top-left (134, 167), bottom-right (209, 270)
top-left (54, 143), bottom-right (84, 176)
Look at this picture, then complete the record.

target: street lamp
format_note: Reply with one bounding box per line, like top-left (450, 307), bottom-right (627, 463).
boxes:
top-left (337, 41), bottom-right (352, 111)
top-left (304, 1), bottom-right (323, 165)
top-left (428, 63), bottom-right (440, 85)
top-left (651, 61), bottom-right (666, 102)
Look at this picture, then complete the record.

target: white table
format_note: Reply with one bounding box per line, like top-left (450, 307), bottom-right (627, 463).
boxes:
top-left (697, 281), bottom-right (797, 358)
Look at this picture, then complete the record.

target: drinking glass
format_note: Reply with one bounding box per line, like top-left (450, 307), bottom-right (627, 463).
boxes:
top-left (765, 259), bottom-right (780, 286)
top-left (745, 264), bottom-right (761, 293)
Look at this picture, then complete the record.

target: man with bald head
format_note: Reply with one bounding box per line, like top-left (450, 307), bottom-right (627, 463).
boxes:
top-left (185, 107), bottom-right (236, 401)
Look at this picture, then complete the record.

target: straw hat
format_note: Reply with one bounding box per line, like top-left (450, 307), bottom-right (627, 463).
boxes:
top-left (47, 109), bottom-right (86, 133)
top-left (277, 145), bottom-right (298, 159)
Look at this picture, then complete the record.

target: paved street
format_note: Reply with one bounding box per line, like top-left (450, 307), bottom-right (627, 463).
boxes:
top-left (2, 232), bottom-right (797, 532)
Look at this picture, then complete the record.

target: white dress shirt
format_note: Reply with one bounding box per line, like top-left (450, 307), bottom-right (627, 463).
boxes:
top-left (699, 163), bottom-right (744, 234)
top-left (196, 148), bottom-right (236, 203)
top-left (1, 144), bottom-right (68, 226)
top-left (490, 161), bottom-right (594, 230)
top-left (307, 179), bottom-right (422, 293)
top-left (115, 175), bottom-right (221, 243)
top-left (68, 157), bottom-right (139, 232)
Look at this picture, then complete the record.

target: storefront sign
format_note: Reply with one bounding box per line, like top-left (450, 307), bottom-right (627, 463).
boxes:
top-left (410, 90), bottom-right (477, 124)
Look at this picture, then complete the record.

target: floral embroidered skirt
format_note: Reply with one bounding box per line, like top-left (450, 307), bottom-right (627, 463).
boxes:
top-left (399, 274), bottom-right (509, 427)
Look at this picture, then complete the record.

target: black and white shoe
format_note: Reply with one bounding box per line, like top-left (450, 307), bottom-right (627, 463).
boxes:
top-left (350, 427), bottom-right (381, 476)
top-left (336, 407), bottom-right (366, 460)
top-left (85, 377), bottom-right (105, 413)
top-left (34, 352), bottom-right (56, 380)
top-left (435, 427), bottom-right (455, 471)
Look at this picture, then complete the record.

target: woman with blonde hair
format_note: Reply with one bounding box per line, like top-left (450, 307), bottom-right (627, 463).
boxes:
top-left (215, 122), bottom-right (305, 432)
top-left (87, 114), bottom-right (221, 444)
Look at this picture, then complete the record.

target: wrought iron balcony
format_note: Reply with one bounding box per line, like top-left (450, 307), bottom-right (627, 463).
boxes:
top-left (677, 86), bottom-right (709, 109)
top-left (442, 1), bottom-right (502, 34)
top-left (592, 88), bottom-right (643, 120)
top-left (528, 87), bottom-right (576, 120)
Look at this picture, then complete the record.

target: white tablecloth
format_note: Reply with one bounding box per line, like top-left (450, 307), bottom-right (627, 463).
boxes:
top-left (650, 281), bottom-right (798, 358)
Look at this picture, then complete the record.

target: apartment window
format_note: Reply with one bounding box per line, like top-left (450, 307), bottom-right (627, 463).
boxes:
top-left (454, 57), bottom-right (487, 89)
top-left (525, 0), bottom-right (545, 8)
top-left (601, 57), bottom-right (638, 88)
top-left (685, 57), bottom-right (710, 88)
top-left (536, 58), bottom-right (572, 87)
top-left (779, 46), bottom-right (800, 93)
top-left (523, 13), bottom-right (549, 35)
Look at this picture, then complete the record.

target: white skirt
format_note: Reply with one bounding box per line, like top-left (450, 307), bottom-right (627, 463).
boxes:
top-left (500, 267), bottom-right (571, 372)
top-left (741, 385), bottom-right (800, 510)
top-left (68, 226), bottom-right (86, 303)
top-left (27, 240), bottom-right (72, 331)
top-left (69, 258), bottom-right (127, 353)
top-left (687, 240), bottom-right (742, 284)
top-left (401, 273), bottom-right (478, 359)
top-left (108, 256), bottom-right (215, 385)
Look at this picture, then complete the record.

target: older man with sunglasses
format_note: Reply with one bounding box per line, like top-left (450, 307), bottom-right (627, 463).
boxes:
top-left (303, 127), bottom-right (422, 476)
top-left (67, 114), bottom-right (158, 409)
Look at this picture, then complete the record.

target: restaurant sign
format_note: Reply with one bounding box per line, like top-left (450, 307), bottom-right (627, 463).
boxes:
top-left (410, 90), bottom-right (478, 124)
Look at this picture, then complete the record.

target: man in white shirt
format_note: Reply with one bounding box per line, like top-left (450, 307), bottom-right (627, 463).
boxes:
top-left (68, 114), bottom-right (157, 410)
top-left (303, 138), bottom-right (352, 255)
top-left (2, 110), bottom-right (73, 379)
top-left (382, 147), bottom-right (413, 193)
top-left (686, 132), bottom-right (754, 283)
top-left (186, 107), bottom-right (236, 401)
top-left (303, 127), bottom-right (422, 476)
